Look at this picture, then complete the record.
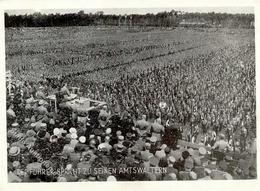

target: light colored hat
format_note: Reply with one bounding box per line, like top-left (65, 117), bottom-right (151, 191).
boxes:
top-left (105, 128), bottom-right (111, 134)
top-left (69, 128), bottom-right (77, 134)
top-left (116, 143), bottom-right (124, 150)
top-left (39, 100), bottom-right (45, 105)
top-left (107, 175), bottom-right (117, 181)
top-left (199, 147), bottom-right (207, 155)
top-left (57, 177), bottom-right (67, 182)
top-left (49, 118), bottom-right (55, 125)
top-left (188, 148), bottom-right (194, 156)
top-left (149, 156), bottom-right (159, 167)
top-left (25, 118), bottom-right (30, 122)
top-left (26, 162), bottom-right (42, 172)
top-left (70, 139), bottom-right (78, 147)
top-left (53, 128), bottom-right (60, 135)
top-left (116, 130), bottom-right (122, 136)
top-left (40, 123), bottom-right (47, 128)
top-left (63, 145), bottom-right (74, 154)
top-left (160, 144), bottom-right (167, 150)
top-left (13, 161), bottom-right (21, 168)
top-left (30, 123), bottom-right (36, 128)
top-left (24, 137), bottom-right (36, 146)
top-left (168, 156), bottom-right (176, 164)
top-left (79, 136), bottom-right (86, 143)
top-left (118, 135), bottom-right (124, 141)
top-left (11, 123), bottom-right (19, 128)
top-left (9, 146), bottom-right (20, 156)
top-left (205, 168), bottom-right (212, 175)
top-left (168, 173), bottom-right (177, 180)
top-left (71, 133), bottom-right (78, 139)
top-left (89, 134), bottom-right (95, 139)
top-left (66, 164), bottom-right (73, 170)
top-left (150, 136), bottom-right (157, 143)
top-left (189, 171), bottom-right (197, 180)
top-left (26, 130), bottom-right (36, 137)
top-left (223, 173), bottom-right (233, 180)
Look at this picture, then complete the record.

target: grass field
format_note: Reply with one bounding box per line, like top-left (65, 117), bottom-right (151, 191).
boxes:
top-left (5, 26), bottom-right (254, 82)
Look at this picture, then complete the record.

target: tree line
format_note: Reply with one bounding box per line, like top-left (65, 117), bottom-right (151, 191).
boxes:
top-left (4, 10), bottom-right (254, 28)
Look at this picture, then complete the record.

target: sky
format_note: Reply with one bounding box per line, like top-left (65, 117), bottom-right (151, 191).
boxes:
top-left (5, 7), bottom-right (254, 16)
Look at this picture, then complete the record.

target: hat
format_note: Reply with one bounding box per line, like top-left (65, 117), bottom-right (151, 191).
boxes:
top-left (79, 136), bottom-right (86, 143)
top-left (160, 144), bottom-right (167, 150)
top-left (11, 123), bottom-right (19, 128)
top-left (63, 145), bottom-right (74, 154)
top-left (164, 147), bottom-right (171, 154)
top-left (184, 157), bottom-right (194, 171)
top-left (150, 136), bottom-right (157, 143)
top-left (105, 128), bottom-right (111, 134)
top-left (57, 177), bottom-right (67, 182)
top-left (188, 148), bottom-right (194, 156)
top-left (40, 123), bottom-right (47, 128)
top-left (168, 156), bottom-right (176, 164)
top-left (189, 171), bottom-right (197, 180)
top-left (149, 156), bottom-right (159, 167)
top-left (225, 155), bottom-right (233, 162)
top-left (116, 143), bottom-right (124, 150)
top-left (199, 147), bottom-right (207, 155)
top-left (118, 135), bottom-right (124, 141)
top-left (164, 173), bottom-right (177, 180)
top-left (9, 146), bottom-right (21, 156)
top-left (141, 152), bottom-right (150, 162)
top-left (26, 129), bottom-right (36, 137)
top-left (69, 128), bottom-right (77, 134)
top-left (30, 123), bottom-right (36, 128)
top-left (93, 128), bottom-right (103, 136)
top-left (49, 118), bottom-right (55, 125)
top-left (26, 162), bottom-right (42, 172)
top-left (155, 150), bottom-right (166, 159)
top-left (53, 128), bottom-right (60, 135)
top-left (71, 133), bottom-right (78, 139)
top-left (66, 164), bottom-right (73, 170)
top-left (70, 139), bottom-right (78, 147)
top-left (24, 137), bottom-right (36, 146)
top-left (39, 100), bottom-right (45, 105)
top-left (25, 118), bottom-right (30, 122)
top-left (205, 168), bottom-right (212, 175)
top-left (223, 173), bottom-right (233, 180)
top-left (8, 172), bottom-right (22, 183)
top-left (13, 161), bottom-right (21, 168)
top-left (107, 176), bottom-right (117, 181)
top-left (116, 130), bottom-right (122, 136)
top-left (126, 132), bottom-right (133, 138)
top-left (89, 134), bottom-right (95, 139)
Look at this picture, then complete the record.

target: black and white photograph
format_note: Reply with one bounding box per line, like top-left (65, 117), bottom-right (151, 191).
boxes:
top-left (1, 0), bottom-right (258, 186)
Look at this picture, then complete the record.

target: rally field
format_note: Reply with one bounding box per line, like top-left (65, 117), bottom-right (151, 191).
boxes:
top-left (5, 26), bottom-right (254, 83)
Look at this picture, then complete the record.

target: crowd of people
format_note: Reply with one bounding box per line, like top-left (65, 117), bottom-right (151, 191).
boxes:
top-left (6, 43), bottom-right (256, 182)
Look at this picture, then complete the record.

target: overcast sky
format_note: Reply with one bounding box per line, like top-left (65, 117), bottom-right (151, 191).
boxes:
top-left (5, 7), bottom-right (254, 16)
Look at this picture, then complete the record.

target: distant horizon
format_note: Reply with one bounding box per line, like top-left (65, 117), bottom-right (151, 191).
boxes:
top-left (5, 7), bottom-right (254, 16)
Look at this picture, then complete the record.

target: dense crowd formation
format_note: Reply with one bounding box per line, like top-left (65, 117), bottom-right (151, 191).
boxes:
top-left (6, 41), bottom-right (256, 182)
